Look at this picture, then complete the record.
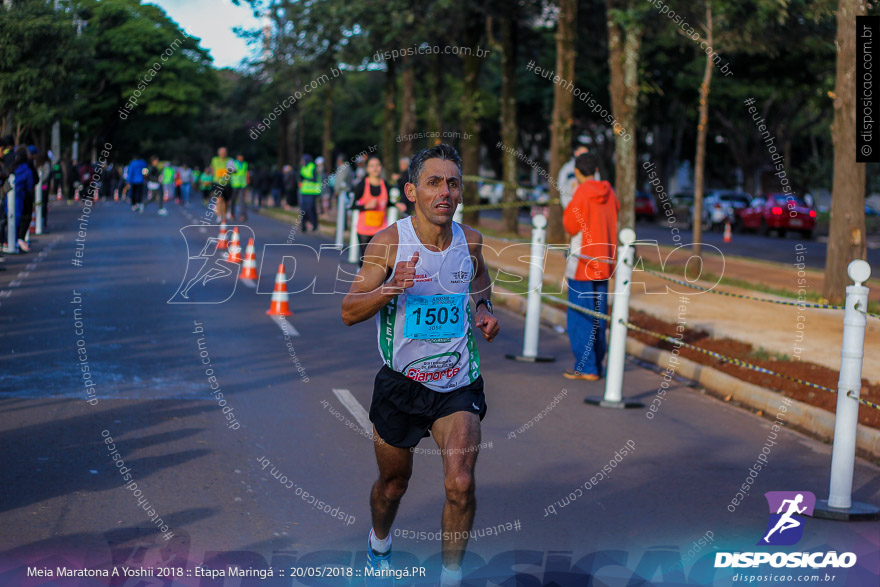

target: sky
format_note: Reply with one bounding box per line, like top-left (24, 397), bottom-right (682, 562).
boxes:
top-left (148, 0), bottom-right (262, 69)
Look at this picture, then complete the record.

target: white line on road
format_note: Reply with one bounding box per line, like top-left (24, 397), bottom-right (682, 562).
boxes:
top-left (271, 315), bottom-right (299, 336)
top-left (332, 388), bottom-right (371, 431)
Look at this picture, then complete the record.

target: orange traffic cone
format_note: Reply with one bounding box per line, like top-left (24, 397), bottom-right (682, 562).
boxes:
top-left (56, 189), bottom-right (62, 201)
top-left (114, 189), bottom-right (119, 201)
top-left (227, 227), bottom-right (242, 263)
top-left (217, 221), bottom-right (228, 250)
top-left (239, 238), bottom-right (258, 279)
top-left (266, 264), bottom-right (292, 316)
top-left (723, 221), bottom-right (732, 243)
top-left (29, 213), bottom-right (36, 234)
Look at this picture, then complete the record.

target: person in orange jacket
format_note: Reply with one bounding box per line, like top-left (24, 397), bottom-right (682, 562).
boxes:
top-left (349, 155), bottom-right (390, 266)
top-left (562, 152), bottom-right (619, 381)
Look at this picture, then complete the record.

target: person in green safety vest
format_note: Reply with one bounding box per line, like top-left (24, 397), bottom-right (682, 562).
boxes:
top-left (199, 164), bottom-right (213, 204)
top-left (210, 147), bottom-right (236, 222)
top-left (230, 154), bottom-right (248, 222)
top-left (299, 154), bottom-right (322, 232)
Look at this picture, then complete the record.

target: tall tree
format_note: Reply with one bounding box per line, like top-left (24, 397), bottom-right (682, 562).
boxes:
top-left (691, 3), bottom-right (713, 257)
top-left (824, 0), bottom-right (868, 301)
top-left (606, 0), bottom-right (644, 233)
top-left (547, 0), bottom-right (576, 243)
top-left (460, 3), bottom-right (487, 226)
top-left (499, 9), bottom-right (520, 233)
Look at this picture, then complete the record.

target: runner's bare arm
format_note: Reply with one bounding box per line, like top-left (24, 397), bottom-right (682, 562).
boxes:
top-left (341, 227), bottom-right (416, 326)
top-left (465, 227), bottom-right (499, 342)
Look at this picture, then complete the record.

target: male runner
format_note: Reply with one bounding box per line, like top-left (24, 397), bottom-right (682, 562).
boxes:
top-left (210, 147), bottom-right (236, 222)
top-left (342, 144), bottom-right (499, 587)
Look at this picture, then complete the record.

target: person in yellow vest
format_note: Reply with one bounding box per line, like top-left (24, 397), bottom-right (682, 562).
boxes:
top-left (348, 155), bottom-right (390, 266)
top-left (299, 154), bottom-right (322, 232)
top-left (231, 154), bottom-right (248, 222)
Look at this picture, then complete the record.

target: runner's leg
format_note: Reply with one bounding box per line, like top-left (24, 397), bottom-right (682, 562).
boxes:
top-left (370, 427), bottom-right (413, 541)
top-left (431, 411), bottom-right (481, 571)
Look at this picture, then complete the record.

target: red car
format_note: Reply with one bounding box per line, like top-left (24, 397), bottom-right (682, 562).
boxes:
top-left (635, 190), bottom-right (658, 222)
top-left (738, 193), bottom-right (817, 238)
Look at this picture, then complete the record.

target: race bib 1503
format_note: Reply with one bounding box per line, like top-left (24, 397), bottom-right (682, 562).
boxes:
top-left (403, 294), bottom-right (467, 340)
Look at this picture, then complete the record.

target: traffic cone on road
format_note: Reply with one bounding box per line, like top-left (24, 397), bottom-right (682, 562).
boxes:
top-left (266, 264), bottom-right (292, 316)
top-left (723, 221), bottom-right (732, 243)
top-left (114, 189), bottom-right (119, 202)
top-left (56, 189), bottom-right (62, 201)
top-left (217, 221), bottom-right (228, 250)
top-left (227, 227), bottom-right (242, 263)
top-left (29, 213), bottom-right (36, 234)
top-left (239, 238), bottom-right (258, 279)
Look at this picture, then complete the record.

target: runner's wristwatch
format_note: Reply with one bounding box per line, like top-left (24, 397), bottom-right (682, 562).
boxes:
top-left (475, 298), bottom-right (493, 314)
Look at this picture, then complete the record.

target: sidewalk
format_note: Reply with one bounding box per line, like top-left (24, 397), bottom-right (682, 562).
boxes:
top-left (302, 206), bottom-right (880, 384)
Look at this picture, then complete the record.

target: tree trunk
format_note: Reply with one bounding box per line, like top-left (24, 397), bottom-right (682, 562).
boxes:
top-left (607, 0), bottom-right (642, 235)
top-left (427, 53), bottom-right (444, 138)
top-left (547, 0), bottom-right (576, 244)
top-left (500, 11), bottom-right (519, 234)
top-left (460, 7), bottom-right (485, 227)
top-left (277, 108), bottom-right (290, 170)
top-left (692, 4), bottom-right (714, 258)
top-left (398, 56), bottom-right (417, 159)
top-left (823, 0), bottom-right (868, 302)
top-left (322, 84), bottom-right (334, 168)
top-left (382, 59), bottom-right (397, 173)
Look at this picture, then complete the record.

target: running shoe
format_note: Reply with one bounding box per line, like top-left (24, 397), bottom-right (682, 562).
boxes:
top-left (563, 370), bottom-right (599, 381)
top-left (17, 239), bottom-right (30, 253)
top-left (366, 530), bottom-right (392, 572)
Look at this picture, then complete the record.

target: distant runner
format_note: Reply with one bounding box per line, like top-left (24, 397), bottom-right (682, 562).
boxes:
top-left (341, 144), bottom-right (499, 587)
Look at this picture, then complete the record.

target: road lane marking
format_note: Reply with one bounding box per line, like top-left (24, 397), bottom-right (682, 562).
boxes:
top-left (332, 388), bottom-right (371, 431)
top-left (271, 315), bottom-right (299, 336)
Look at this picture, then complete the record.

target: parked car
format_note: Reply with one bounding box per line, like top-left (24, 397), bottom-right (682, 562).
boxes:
top-left (670, 192), bottom-right (694, 226)
top-left (635, 190), bottom-right (658, 222)
top-left (691, 190), bottom-right (752, 231)
top-left (479, 182), bottom-right (504, 205)
top-left (738, 193), bottom-right (817, 238)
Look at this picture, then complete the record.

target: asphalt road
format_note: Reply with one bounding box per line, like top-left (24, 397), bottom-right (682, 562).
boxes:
top-left (0, 198), bottom-right (878, 586)
top-left (479, 209), bottom-right (880, 269)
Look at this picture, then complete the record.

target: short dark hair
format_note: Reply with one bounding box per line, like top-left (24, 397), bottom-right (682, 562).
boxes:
top-left (575, 152), bottom-right (598, 177)
top-left (1, 135), bottom-right (13, 148)
top-left (409, 143), bottom-right (462, 186)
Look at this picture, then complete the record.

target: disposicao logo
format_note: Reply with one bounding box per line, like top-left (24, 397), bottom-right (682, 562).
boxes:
top-left (714, 490), bottom-right (857, 570)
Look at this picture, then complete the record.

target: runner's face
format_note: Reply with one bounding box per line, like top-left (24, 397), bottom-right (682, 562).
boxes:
top-left (367, 158), bottom-right (382, 178)
top-left (410, 158), bottom-right (461, 225)
top-left (218, 148), bottom-right (227, 159)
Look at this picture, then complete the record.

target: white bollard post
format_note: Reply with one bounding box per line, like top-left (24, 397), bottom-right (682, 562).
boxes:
top-left (505, 214), bottom-right (555, 362)
top-left (453, 200), bottom-right (464, 225)
top-left (6, 176), bottom-right (16, 254)
top-left (388, 187), bottom-right (400, 225)
top-left (35, 169), bottom-right (44, 235)
top-left (333, 191), bottom-right (347, 249)
top-left (347, 207), bottom-right (360, 264)
top-left (585, 228), bottom-right (643, 408)
top-left (815, 260), bottom-right (879, 520)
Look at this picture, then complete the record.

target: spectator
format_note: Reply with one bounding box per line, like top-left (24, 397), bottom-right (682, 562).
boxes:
top-left (561, 152), bottom-right (619, 381)
top-left (349, 155), bottom-right (390, 266)
top-left (271, 166), bottom-right (284, 207)
top-left (299, 155), bottom-right (321, 232)
top-left (200, 165), bottom-right (213, 204)
top-left (230, 154), bottom-right (248, 221)
top-left (36, 152), bottom-right (51, 231)
top-left (559, 143), bottom-right (590, 281)
top-left (282, 164), bottom-right (298, 209)
top-left (12, 147), bottom-right (35, 252)
top-left (179, 164), bottom-right (193, 206)
top-left (393, 156), bottom-right (412, 216)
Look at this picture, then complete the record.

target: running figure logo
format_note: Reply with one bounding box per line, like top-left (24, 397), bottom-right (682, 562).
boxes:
top-left (759, 491), bottom-right (816, 545)
top-left (168, 225), bottom-right (254, 304)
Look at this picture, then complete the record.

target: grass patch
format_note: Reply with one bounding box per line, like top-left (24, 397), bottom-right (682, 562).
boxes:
top-left (748, 347), bottom-right (792, 362)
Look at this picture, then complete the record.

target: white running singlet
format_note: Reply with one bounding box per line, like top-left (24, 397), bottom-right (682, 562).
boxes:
top-left (376, 217), bottom-right (480, 392)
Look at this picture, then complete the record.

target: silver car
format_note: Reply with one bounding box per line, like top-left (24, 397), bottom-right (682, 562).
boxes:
top-left (690, 190), bottom-right (752, 231)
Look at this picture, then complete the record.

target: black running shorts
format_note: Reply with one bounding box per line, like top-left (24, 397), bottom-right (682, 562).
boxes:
top-left (369, 364), bottom-right (487, 449)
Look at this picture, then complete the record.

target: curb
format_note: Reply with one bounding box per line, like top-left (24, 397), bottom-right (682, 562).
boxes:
top-left (491, 285), bottom-right (880, 460)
